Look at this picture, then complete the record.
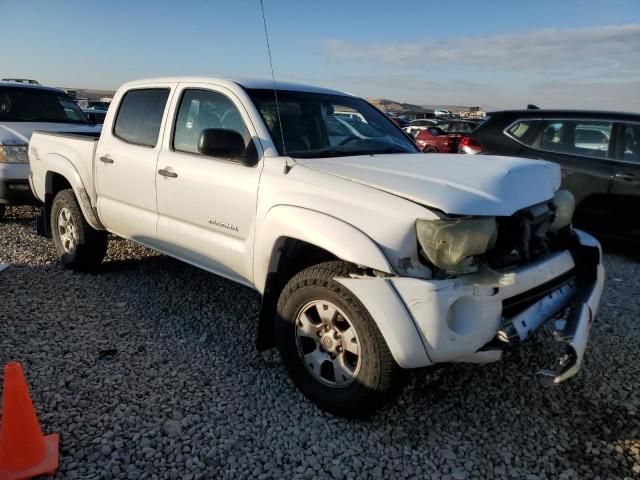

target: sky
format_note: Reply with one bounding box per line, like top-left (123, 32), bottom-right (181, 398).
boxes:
top-left (3, 0), bottom-right (640, 111)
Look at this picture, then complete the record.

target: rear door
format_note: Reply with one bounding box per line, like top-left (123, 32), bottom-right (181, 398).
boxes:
top-left (520, 119), bottom-right (614, 206)
top-left (503, 118), bottom-right (615, 236)
top-left (95, 85), bottom-right (174, 241)
top-left (607, 122), bottom-right (640, 238)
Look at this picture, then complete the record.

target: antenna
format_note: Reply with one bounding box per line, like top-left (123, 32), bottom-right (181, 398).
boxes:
top-left (259, 0), bottom-right (290, 173)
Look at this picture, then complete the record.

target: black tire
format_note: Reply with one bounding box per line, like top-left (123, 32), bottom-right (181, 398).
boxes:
top-left (423, 146), bottom-right (437, 153)
top-left (50, 189), bottom-right (107, 271)
top-left (0, 204), bottom-right (5, 221)
top-left (275, 261), bottom-right (404, 418)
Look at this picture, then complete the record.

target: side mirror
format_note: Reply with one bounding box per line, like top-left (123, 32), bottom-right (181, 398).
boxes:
top-left (197, 128), bottom-right (257, 166)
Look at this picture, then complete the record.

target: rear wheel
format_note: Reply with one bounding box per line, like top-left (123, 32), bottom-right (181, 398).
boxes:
top-left (51, 189), bottom-right (107, 271)
top-left (275, 261), bottom-right (403, 418)
top-left (0, 204), bottom-right (5, 221)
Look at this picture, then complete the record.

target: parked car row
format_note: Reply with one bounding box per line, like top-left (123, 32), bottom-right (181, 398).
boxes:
top-left (412, 119), bottom-right (481, 153)
top-left (391, 107), bottom-right (640, 244)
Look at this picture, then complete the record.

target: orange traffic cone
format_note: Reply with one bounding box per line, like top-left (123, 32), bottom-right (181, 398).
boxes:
top-left (0, 362), bottom-right (59, 480)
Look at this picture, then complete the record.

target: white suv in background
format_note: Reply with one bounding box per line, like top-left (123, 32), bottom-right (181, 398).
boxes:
top-left (0, 82), bottom-right (100, 220)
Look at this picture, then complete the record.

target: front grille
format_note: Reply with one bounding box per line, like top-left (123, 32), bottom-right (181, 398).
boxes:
top-left (484, 202), bottom-right (556, 269)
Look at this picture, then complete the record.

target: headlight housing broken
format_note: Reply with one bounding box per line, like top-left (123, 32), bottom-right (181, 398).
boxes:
top-left (416, 217), bottom-right (497, 274)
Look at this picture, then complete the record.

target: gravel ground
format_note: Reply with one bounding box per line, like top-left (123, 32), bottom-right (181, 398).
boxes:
top-left (1, 205), bottom-right (639, 480)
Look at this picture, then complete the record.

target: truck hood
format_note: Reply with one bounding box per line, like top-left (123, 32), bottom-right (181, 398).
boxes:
top-left (295, 153), bottom-right (561, 216)
top-left (0, 122), bottom-right (101, 145)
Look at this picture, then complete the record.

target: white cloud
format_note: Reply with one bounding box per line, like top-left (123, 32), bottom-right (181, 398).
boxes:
top-left (318, 25), bottom-right (640, 110)
top-left (324, 24), bottom-right (640, 79)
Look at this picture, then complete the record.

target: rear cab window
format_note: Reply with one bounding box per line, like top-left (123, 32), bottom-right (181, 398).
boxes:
top-left (113, 88), bottom-right (170, 147)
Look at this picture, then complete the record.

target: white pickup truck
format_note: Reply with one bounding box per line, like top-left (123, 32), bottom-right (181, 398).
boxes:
top-left (28, 77), bottom-right (604, 417)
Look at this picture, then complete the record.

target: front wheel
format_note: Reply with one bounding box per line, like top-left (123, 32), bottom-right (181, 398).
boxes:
top-left (0, 204), bottom-right (5, 221)
top-left (422, 145), bottom-right (437, 153)
top-left (51, 189), bottom-right (107, 271)
top-left (275, 261), bottom-right (403, 418)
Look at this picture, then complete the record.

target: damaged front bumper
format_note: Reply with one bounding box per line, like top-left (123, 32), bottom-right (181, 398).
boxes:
top-left (506, 230), bottom-right (604, 384)
top-left (337, 229), bottom-right (604, 384)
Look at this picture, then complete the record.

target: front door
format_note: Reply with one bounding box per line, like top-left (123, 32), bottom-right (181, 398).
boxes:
top-left (96, 86), bottom-right (173, 242)
top-left (155, 85), bottom-right (263, 285)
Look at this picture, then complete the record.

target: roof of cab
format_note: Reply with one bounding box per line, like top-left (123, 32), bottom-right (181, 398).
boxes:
top-left (0, 81), bottom-right (66, 94)
top-left (120, 76), bottom-right (352, 96)
top-left (488, 109), bottom-right (640, 121)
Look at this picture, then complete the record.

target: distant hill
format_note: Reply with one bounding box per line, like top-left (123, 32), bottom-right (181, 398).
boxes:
top-left (367, 98), bottom-right (431, 113)
top-left (421, 104), bottom-right (479, 113)
top-left (367, 98), bottom-right (484, 115)
top-left (59, 87), bottom-right (116, 100)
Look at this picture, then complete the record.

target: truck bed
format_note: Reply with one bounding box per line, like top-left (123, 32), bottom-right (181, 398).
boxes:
top-left (29, 130), bottom-right (100, 204)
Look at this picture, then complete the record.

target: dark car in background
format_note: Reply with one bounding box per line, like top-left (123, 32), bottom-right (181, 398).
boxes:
top-left (461, 110), bottom-right (640, 241)
top-left (86, 101), bottom-right (110, 110)
top-left (82, 107), bottom-right (107, 124)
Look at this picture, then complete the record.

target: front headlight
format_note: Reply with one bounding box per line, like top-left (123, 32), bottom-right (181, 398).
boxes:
top-left (0, 145), bottom-right (29, 163)
top-left (550, 189), bottom-right (575, 232)
top-left (416, 217), bottom-right (497, 274)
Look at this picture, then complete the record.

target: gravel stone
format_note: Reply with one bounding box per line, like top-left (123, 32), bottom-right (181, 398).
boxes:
top-left (1, 206), bottom-right (639, 479)
top-left (163, 420), bottom-right (182, 438)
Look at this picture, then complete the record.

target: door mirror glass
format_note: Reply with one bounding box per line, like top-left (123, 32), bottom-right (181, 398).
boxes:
top-left (197, 128), bottom-right (255, 164)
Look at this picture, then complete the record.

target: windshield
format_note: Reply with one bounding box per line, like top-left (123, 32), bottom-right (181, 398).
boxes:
top-left (0, 87), bottom-right (89, 124)
top-left (246, 89), bottom-right (418, 158)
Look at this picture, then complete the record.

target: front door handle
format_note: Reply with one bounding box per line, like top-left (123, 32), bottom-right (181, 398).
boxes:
top-left (158, 168), bottom-right (178, 178)
top-left (99, 156), bottom-right (114, 164)
top-left (613, 172), bottom-right (636, 181)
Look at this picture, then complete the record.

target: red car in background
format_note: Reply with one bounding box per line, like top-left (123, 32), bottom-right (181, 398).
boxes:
top-left (414, 120), bottom-right (480, 153)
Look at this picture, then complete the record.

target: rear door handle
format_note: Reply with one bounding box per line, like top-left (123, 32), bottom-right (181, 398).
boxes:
top-left (613, 172), bottom-right (636, 181)
top-left (99, 156), bottom-right (114, 164)
top-left (158, 168), bottom-right (178, 178)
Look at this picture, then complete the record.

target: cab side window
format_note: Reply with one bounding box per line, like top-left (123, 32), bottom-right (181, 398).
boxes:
top-left (173, 89), bottom-right (251, 155)
top-left (113, 89), bottom-right (170, 147)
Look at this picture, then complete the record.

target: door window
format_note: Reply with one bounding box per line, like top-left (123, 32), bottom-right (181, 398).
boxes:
top-left (173, 89), bottom-right (251, 155)
top-left (113, 89), bottom-right (170, 147)
top-left (622, 124), bottom-right (640, 163)
top-left (539, 120), bottom-right (612, 158)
